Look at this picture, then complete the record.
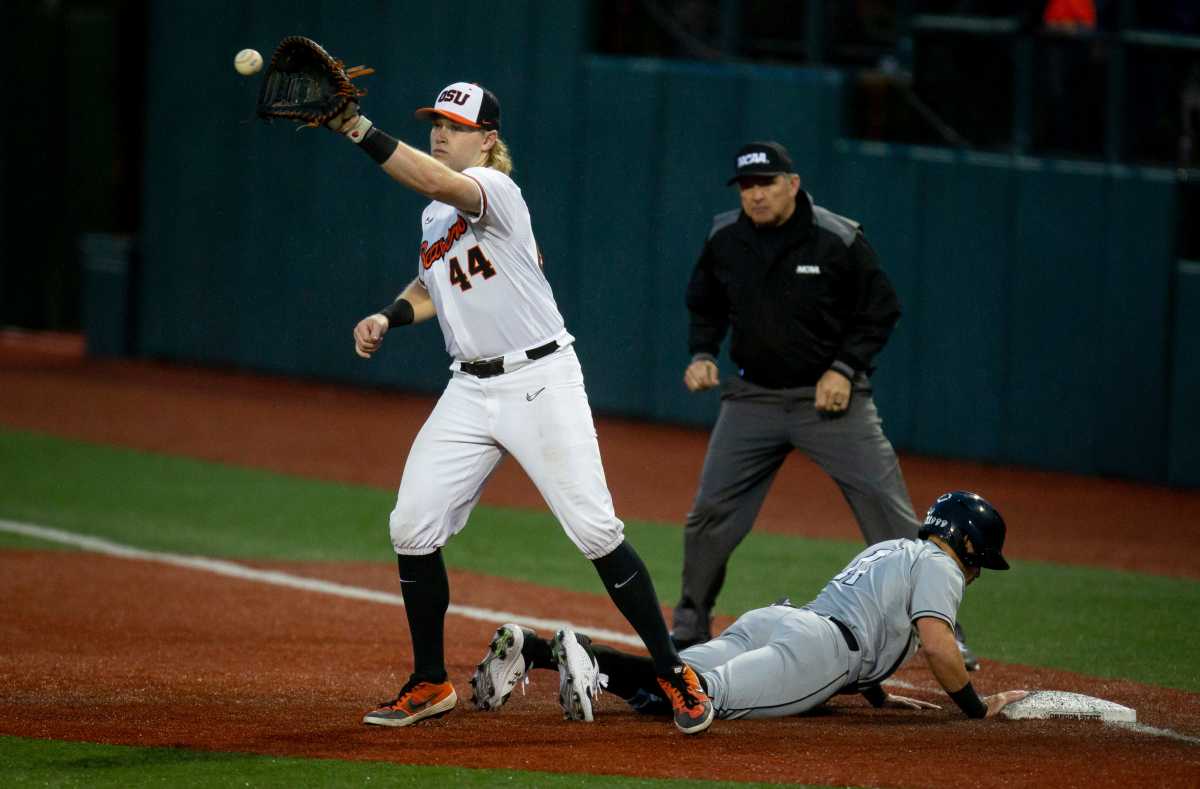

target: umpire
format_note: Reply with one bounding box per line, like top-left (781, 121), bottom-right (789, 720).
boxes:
top-left (672, 141), bottom-right (921, 649)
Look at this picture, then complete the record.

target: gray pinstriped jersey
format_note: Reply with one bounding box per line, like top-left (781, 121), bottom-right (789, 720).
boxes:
top-left (805, 538), bottom-right (965, 687)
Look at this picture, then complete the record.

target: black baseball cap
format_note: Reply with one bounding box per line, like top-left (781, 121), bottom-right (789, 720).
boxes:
top-left (726, 141), bottom-right (794, 185)
top-left (415, 81), bottom-right (501, 131)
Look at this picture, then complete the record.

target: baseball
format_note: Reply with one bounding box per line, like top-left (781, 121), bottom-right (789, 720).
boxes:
top-left (234, 48), bottom-right (262, 76)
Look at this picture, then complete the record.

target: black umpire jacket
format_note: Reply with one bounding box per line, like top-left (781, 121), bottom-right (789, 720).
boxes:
top-left (686, 191), bottom-right (902, 389)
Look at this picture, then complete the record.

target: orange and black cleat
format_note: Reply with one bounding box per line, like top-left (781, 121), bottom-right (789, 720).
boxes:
top-left (656, 663), bottom-right (714, 734)
top-left (362, 676), bottom-right (457, 727)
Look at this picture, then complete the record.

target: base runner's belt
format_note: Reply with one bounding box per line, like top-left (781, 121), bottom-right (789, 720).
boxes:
top-left (829, 617), bottom-right (859, 652)
top-left (770, 598), bottom-right (859, 653)
top-left (460, 340), bottom-right (559, 378)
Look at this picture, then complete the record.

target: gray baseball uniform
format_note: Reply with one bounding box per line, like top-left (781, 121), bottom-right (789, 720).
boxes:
top-left (680, 538), bottom-right (963, 719)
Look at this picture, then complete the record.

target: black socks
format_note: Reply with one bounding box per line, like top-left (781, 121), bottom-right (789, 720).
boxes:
top-left (522, 631), bottom-right (556, 670)
top-left (396, 549), bottom-right (450, 683)
top-left (396, 541), bottom-right (683, 686)
top-left (592, 540), bottom-right (680, 675)
top-left (592, 643), bottom-right (660, 700)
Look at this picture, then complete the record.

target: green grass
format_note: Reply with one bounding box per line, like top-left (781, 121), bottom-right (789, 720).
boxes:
top-left (0, 736), bottom-right (803, 788)
top-left (2, 428), bottom-right (1198, 692)
top-left (0, 430), bottom-right (387, 561)
top-left (0, 428), bottom-right (846, 597)
top-left (961, 562), bottom-right (1200, 688)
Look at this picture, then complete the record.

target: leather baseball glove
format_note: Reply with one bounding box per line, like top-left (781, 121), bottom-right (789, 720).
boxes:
top-left (256, 36), bottom-right (374, 128)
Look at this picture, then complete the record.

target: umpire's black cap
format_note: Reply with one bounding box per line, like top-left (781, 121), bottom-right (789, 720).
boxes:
top-left (726, 141), bottom-right (794, 185)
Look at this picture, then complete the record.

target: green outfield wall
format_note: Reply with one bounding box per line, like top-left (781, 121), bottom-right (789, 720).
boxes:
top-left (829, 143), bottom-right (1179, 482)
top-left (131, 0), bottom-right (1193, 485)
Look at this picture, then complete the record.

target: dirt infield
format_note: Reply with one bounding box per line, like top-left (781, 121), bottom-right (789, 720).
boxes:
top-left (2, 335), bottom-right (1199, 786)
top-left (3, 550), bottom-right (1198, 787)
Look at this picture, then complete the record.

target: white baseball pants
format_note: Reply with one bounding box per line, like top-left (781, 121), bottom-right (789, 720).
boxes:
top-left (389, 345), bottom-right (626, 560)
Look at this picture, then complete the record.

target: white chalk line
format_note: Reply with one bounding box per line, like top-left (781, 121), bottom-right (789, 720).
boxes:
top-left (1110, 721), bottom-right (1200, 744)
top-left (0, 519), bottom-right (642, 647)
top-left (3, 519), bottom-right (1198, 746)
top-left (882, 679), bottom-right (1200, 745)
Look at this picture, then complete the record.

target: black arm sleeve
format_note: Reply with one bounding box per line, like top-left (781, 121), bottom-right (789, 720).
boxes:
top-left (835, 234), bottom-right (902, 375)
top-left (685, 242), bottom-right (730, 358)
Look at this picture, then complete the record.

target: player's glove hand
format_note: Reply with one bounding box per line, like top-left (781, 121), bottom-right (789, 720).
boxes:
top-left (353, 314), bottom-right (389, 359)
top-left (256, 36), bottom-right (375, 129)
top-left (326, 101), bottom-right (360, 134)
top-left (883, 693), bottom-right (942, 711)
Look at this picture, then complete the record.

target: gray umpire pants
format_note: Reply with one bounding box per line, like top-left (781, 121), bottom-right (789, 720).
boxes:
top-left (672, 374), bottom-right (919, 642)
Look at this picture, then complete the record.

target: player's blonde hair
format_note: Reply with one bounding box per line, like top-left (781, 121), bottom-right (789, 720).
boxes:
top-left (484, 136), bottom-right (513, 175)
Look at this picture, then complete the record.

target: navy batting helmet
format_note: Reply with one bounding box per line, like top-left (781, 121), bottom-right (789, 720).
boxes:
top-left (918, 491), bottom-right (1010, 570)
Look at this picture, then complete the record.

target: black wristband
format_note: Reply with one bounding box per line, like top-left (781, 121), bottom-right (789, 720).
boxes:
top-left (948, 681), bottom-right (988, 719)
top-left (380, 297), bottom-right (414, 328)
top-left (360, 126), bottom-right (399, 165)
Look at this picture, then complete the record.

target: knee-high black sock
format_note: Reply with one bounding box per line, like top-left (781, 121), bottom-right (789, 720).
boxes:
top-left (396, 549), bottom-right (449, 683)
top-left (592, 644), bottom-right (659, 699)
top-left (592, 540), bottom-right (680, 675)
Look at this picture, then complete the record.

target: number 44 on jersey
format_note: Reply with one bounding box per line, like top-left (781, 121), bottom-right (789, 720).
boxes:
top-left (448, 245), bottom-right (497, 291)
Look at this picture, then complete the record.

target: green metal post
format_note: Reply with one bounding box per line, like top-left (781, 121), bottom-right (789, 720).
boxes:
top-left (807, 0), bottom-right (826, 64)
top-left (1013, 32), bottom-right (1033, 154)
top-left (719, 0), bottom-right (741, 57)
top-left (1105, 0), bottom-right (1134, 163)
top-left (895, 0), bottom-right (913, 69)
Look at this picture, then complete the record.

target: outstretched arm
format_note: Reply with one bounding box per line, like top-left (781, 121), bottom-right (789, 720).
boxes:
top-left (916, 617), bottom-right (1026, 718)
top-left (374, 140), bottom-right (483, 215)
top-left (330, 108), bottom-right (483, 215)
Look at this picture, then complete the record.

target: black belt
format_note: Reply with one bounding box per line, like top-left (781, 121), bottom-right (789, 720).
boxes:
top-left (770, 598), bottom-right (859, 653)
top-left (459, 340), bottom-right (559, 378)
top-left (829, 617), bottom-right (859, 652)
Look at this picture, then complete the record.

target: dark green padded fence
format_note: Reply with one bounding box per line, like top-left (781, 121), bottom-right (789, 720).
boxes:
top-left (134, 0), bottom-right (1192, 484)
top-left (1170, 261), bottom-right (1200, 487)
top-left (830, 142), bottom-right (1179, 480)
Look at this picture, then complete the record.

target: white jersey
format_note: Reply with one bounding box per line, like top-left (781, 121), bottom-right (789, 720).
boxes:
top-left (416, 166), bottom-right (569, 362)
top-left (806, 538), bottom-right (964, 687)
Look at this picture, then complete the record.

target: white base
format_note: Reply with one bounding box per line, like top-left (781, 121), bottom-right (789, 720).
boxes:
top-left (1001, 690), bottom-right (1136, 723)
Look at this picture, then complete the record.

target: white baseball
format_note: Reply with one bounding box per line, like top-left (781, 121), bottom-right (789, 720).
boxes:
top-left (234, 48), bottom-right (262, 76)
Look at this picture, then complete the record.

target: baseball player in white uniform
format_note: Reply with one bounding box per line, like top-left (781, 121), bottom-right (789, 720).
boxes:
top-left (325, 82), bottom-right (713, 734)
top-left (471, 491), bottom-right (1027, 723)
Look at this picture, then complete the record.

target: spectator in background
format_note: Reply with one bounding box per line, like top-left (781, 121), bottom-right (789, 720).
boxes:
top-left (1036, 0), bottom-right (1102, 156)
top-left (1042, 0), bottom-right (1096, 30)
